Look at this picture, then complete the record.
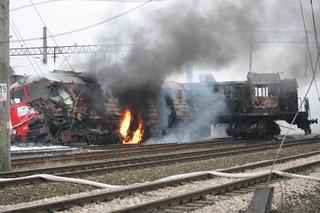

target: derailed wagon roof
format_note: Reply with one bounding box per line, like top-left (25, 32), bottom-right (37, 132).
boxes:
top-left (10, 70), bottom-right (86, 90)
top-left (45, 70), bottom-right (86, 84)
top-left (247, 72), bottom-right (281, 84)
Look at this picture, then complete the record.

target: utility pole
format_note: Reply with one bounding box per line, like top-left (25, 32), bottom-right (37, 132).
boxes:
top-left (42, 26), bottom-right (47, 64)
top-left (0, 0), bottom-right (11, 171)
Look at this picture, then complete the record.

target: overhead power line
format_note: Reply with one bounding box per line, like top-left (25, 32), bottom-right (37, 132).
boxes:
top-left (11, 0), bottom-right (167, 12)
top-left (9, 44), bottom-right (131, 56)
top-left (3, 0), bottom-right (152, 44)
top-left (47, 0), bottom-right (151, 39)
top-left (210, 31), bottom-right (320, 43)
top-left (6, 30), bottom-right (320, 45)
top-left (9, 16), bottom-right (46, 79)
top-left (266, 0), bottom-right (320, 186)
top-left (29, 0), bottom-right (74, 70)
top-left (309, 0), bottom-right (320, 101)
top-left (9, 30), bottom-right (320, 57)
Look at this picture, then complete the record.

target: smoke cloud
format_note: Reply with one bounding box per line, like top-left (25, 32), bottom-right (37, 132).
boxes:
top-left (85, 0), bottom-right (263, 94)
top-left (164, 81), bottom-right (227, 142)
top-left (250, 0), bottom-right (320, 83)
top-left (79, 0), bottom-right (320, 139)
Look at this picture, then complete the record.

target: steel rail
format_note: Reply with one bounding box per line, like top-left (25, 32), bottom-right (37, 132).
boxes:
top-left (0, 139), bottom-right (319, 188)
top-left (10, 139), bottom-right (248, 166)
top-left (109, 160), bottom-right (320, 213)
top-left (2, 150), bottom-right (320, 213)
top-left (77, 137), bottom-right (233, 149)
top-left (9, 137), bottom-right (249, 157)
top-left (3, 139), bottom-right (319, 178)
top-left (10, 137), bottom-right (318, 166)
top-left (10, 137), bottom-right (283, 157)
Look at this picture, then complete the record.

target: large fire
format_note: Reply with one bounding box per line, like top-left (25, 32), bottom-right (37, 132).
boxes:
top-left (119, 108), bottom-right (144, 144)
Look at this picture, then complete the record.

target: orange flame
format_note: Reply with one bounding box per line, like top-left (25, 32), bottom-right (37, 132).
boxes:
top-left (119, 109), bottom-right (131, 137)
top-left (119, 108), bottom-right (144, 144)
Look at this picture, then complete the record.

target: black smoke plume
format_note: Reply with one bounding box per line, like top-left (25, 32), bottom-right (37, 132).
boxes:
top-left (84, 1), bottom-right (262, 108)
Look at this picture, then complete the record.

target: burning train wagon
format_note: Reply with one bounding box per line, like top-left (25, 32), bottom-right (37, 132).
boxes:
top-left (9, 71), bottom-right (317, 144)
top-left (163, 72), bottom-right (318, 139)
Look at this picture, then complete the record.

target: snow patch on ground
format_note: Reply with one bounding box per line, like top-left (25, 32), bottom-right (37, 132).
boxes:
top-left (11, 145), bottom-right (77, 152)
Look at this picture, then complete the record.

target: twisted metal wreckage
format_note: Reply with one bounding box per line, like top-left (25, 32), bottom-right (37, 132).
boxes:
top-left (10, 70), bottom-right (318, 144)
top-left (10, 71), bottom-right (120, 144)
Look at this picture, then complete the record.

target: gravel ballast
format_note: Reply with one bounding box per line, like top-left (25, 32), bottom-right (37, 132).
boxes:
top-left (0, 143), bottom-right (319, 205)
top-left (1, 151), bottom-right (320, 212)
top-left (14, 143), bottom-right (243, 170)
top-left (60, 155), bottom-right (320, 213)
top-left (87, 143), bottom-right (320, 185)
top-left (193, 170), bottom-right (320, 213)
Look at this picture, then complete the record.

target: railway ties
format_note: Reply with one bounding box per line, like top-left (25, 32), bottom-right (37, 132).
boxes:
top-left (10, 137), bottom-right (320, 169)
top-left (1, 138), bottom-right (320, 184)
top-left (109, 161), bottom-right (320, 213)
top-left (8, 136), bottom-right (288, 163)
top-left (2, 150), bottom-right (320, 213)
top-left (3, 137), bottom-right (319, 212)
top-left (10, 138), bottom-right (244, 166)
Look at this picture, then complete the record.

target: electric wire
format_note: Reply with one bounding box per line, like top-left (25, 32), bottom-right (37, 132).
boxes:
top-left (8, 15), bottom-right (46, 80)
top-left (301, 0), bottom-right (320, 102)
top-left (29, 0), bottom-right (74, 71)
top-left (266, 0), bottom-right (320, 185)
top-left (4, 30), bottom-right (320, 45)
top-left (31, 0), bottom-right (151, 38)
top-left (10, 21), bottom-right (44, 80)
top-left (310, 0), bottom-right (319, 52)
top-left (8, 11), bottom-right (63, 90)
top-left (310, 0), bottom-right (320, 101)
top-left (4, 0), bottom-right (152, 44)
top-left (266, 58), bottom-right (320, 185)
top-left (11, 0), bottom-right (167, 12)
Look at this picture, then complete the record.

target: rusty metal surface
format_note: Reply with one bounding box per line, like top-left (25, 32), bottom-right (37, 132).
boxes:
top-left (252, 97), bottom-right (279, 109)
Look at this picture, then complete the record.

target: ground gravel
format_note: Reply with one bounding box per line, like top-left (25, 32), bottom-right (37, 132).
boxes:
top-left (280, 181), bottom-right (320, 213)
top-left (0, 182), bottom-right (96, 206)
top-left (193, 170), bottom-right (320, 213)
top-left (86, 143), bottom-right (320, 185)
top-left (1, 150), bottom-right (320, 212)
top-left (0, 143), bottom-right (319, 206)
top-left (61, 155), bottom-right (320, 213)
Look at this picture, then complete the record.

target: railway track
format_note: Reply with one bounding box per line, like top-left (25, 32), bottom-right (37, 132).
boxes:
top-left (11, 136), bottom-right (289, 158)
top-left (112, 160), bottom-right (320, 213)
top-left (1, 138), bottom-right (319, 187)
top-left (76, 137), bottom-right (234, 150)
top-left (10, 137), bottom-right (318, 167)
top-left (10, 137), bottom-right (234, 157)
top-left (10, 138), bottom-right (255, 166)
top-left (2, 150), bottom-right (320, 213)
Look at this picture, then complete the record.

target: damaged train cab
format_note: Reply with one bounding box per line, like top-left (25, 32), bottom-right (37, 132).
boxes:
top-left (10, 71), bottom-right (120, 144)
